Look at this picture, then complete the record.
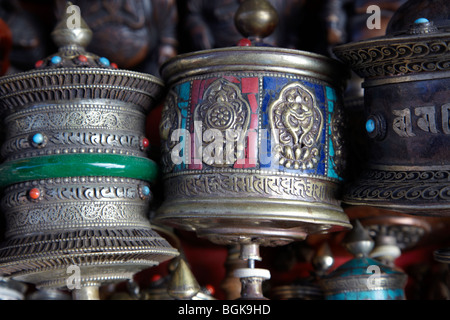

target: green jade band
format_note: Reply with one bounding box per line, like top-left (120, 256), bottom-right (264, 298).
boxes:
top-left (0, 154), bottom-right (159, 188)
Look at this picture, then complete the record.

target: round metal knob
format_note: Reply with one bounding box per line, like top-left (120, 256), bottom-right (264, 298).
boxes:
top-left (234, 0), bottom-right (279, 41)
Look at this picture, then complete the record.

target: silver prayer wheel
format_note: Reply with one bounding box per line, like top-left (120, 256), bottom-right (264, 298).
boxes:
top-left (333, 0), bottom-right (450, 216)
top-left (0, 3), bottom-right (178, 293)
top-left (155, 0), bottom-right (352, 247)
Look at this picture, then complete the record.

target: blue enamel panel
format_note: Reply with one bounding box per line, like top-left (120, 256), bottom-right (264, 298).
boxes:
top-left (260, 76), bottom-right (329, 178)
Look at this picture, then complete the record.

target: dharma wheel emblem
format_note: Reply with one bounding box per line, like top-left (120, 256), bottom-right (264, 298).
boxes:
top-left (269, 83), bottom-right (323, 170)
top-left (194, 78), bottom-right (251, 167)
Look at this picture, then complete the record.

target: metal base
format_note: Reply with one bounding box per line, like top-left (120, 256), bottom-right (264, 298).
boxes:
top-left (0, 227), bottom-right (178, 289)
top-left (156, 198), bottom-right (351, 246)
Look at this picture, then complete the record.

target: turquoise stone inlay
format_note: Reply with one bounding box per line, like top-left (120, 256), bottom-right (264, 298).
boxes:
top-left (51, 56), bottom-right (62, 64)
top-left (365, 118), bottom-right (376, 133)
top-left (32, 133), bottom-right (45, 145)
top-left (99, 57), bottom-right (110, 66)
top-left (142, 185), bottom-right (151, 196)
top-left (414, 18), bottom-right (429, 24)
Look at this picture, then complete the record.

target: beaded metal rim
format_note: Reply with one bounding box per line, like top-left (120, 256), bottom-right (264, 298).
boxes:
top-left (333, 32), bottom-right (450, 81)
top-left (0, 67), bottom-right (164, 116)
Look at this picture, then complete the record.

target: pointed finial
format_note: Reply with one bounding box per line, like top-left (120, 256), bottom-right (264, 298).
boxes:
top-left (312, 242), bottom-right (334, 274)
top-left (343, 220), bottom-right (374, 258)
top-left (51, 2), bottom-right (92, 48)
top-left (167, 258), bottom-right (200, 300)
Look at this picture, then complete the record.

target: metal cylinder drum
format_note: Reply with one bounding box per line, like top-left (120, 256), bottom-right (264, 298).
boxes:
top-left (333, 0), bottom-right (450, 216)
top-left (155, 46), bottom-right (352, 246)
top-left (0, 12), bottom-right (178, 289)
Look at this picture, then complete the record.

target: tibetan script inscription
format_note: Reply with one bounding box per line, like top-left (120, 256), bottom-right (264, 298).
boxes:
top-left (164, 173), bottom-right (339, 205)
top-left (392, 104), bottom-right (450, 137)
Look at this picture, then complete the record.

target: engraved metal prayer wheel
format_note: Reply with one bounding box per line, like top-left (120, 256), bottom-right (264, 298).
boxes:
top-left (0, 3), bottom-right (178, 294)
top-left (155, 0), bottom-right (352, 247)
top-left (333, 0), bottom-right (450, 216)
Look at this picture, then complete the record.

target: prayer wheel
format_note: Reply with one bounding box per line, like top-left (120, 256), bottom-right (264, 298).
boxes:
top-left (155, 1), bottom-right (352, 247)
top-left (0, 3), bottom-right (178, 296)
top-left (333, 0), bottom-right (450, 216)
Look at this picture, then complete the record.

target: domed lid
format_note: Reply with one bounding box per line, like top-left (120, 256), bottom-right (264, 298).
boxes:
top-left (333, 0), bottom-right (450, 80)
top-left (0, 2), bottom-right (163, 116)
top-left (386, 0), bottom-right (450, 35)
